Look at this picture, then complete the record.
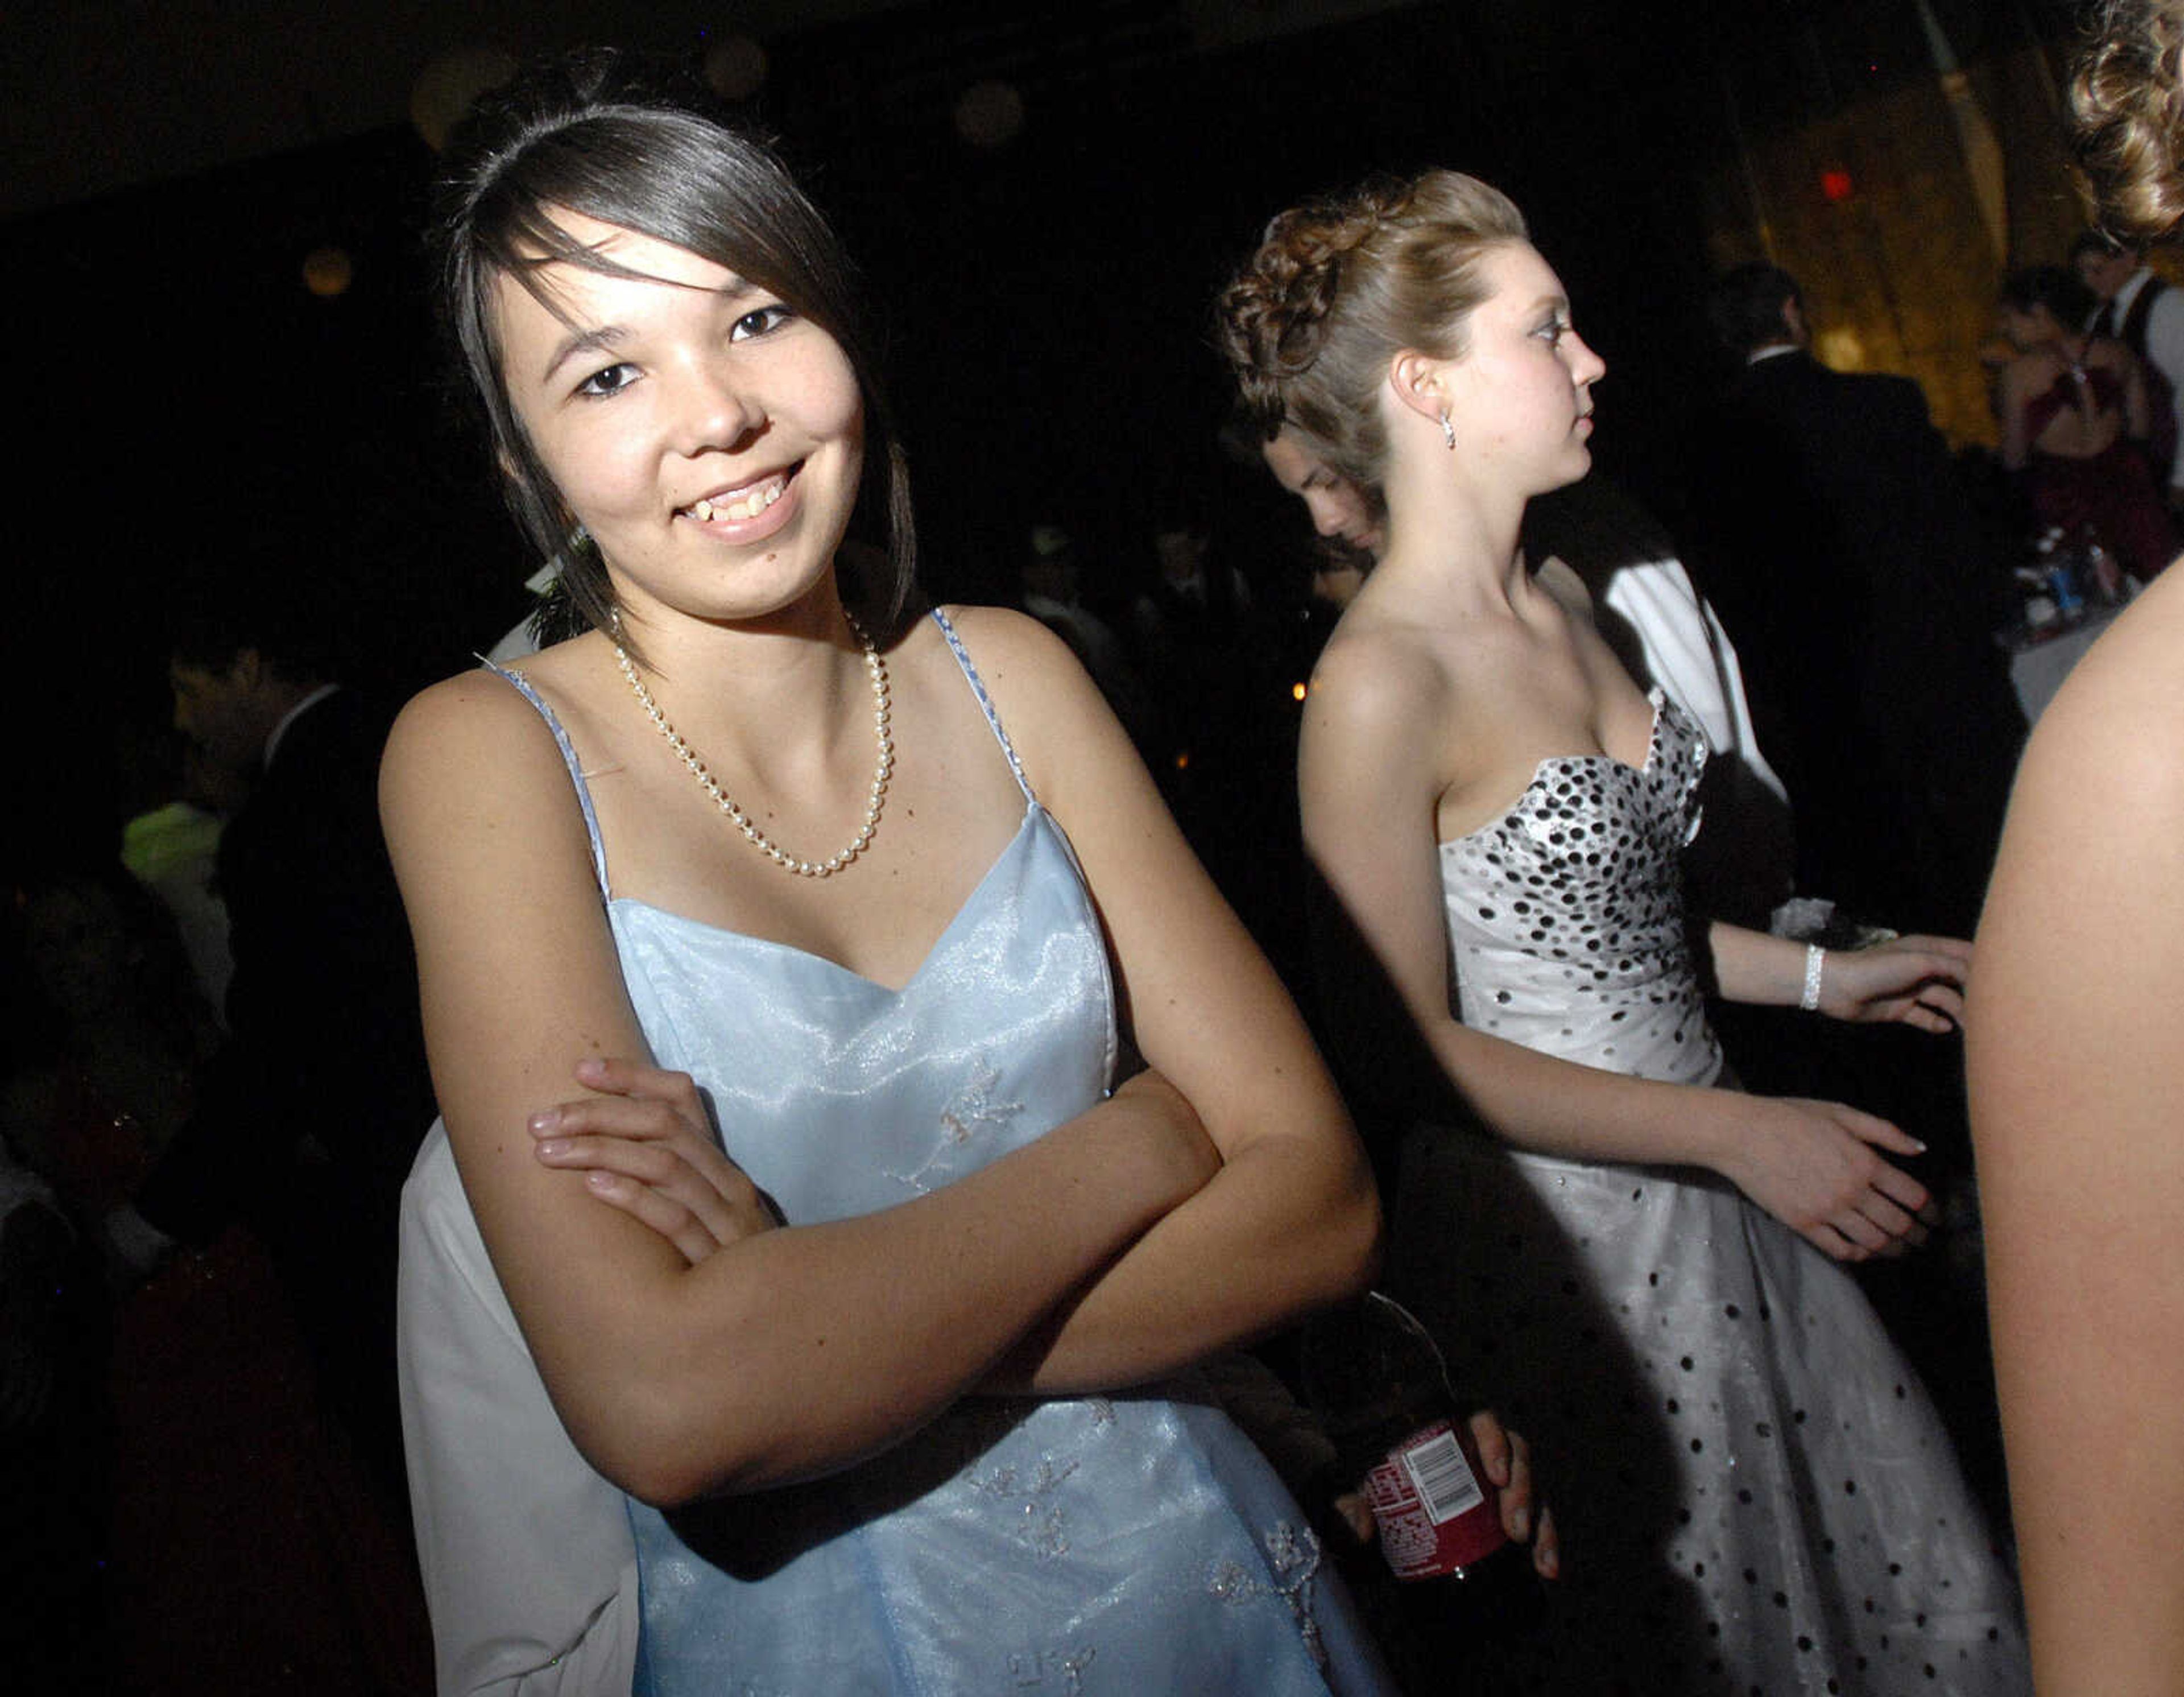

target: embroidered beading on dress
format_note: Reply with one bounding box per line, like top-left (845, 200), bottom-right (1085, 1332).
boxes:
top-left (888, 1056), bottom-right (1026, 1193)
top-left (1438, 689), bottom-right (1719, 1084)
top-left (1007, 1644), bottom-right (1097, 1693)
top-left (1208, 1523), bottom-right (1329, 1672)
top-left (966, 1454), bottom-right (1083, 1560)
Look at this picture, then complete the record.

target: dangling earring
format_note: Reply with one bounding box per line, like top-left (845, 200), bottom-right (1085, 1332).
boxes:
top-left (568, 521), bottom-right (592, 552)
top-left (1439, 410), bottom-right (1457, 452)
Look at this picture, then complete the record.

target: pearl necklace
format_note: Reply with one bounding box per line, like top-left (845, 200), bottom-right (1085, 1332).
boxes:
top-left (614, 612), bottom-right (893, 878)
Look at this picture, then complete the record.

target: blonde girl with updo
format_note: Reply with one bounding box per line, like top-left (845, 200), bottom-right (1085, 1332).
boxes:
top-left (1222, 169), bottom-right (2030, 1694)
top-left (1972, 3), bottom-right (2184, 1691)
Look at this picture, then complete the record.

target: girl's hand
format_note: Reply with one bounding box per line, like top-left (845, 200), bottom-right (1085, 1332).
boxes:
top-left (1817, 935), bottom-right (1972, 1032)
top-left (1719, 1097), bottom-right (1936, 1262)
top-left (1330, 1410), bottom-right (1560, 1579)
top-left (1466, 1409), bottom-right (1560, 1579)
top-left (530, 1057), bottom-right (779, 1265)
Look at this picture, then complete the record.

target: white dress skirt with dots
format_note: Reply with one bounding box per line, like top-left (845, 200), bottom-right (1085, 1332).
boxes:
top-left (1389, 691), bottom-right (2028, 1695)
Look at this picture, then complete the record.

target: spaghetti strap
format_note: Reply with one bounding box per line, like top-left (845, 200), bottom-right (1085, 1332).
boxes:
top-left (929, 608), bottom-right (1037, 807)
top-left (481, 659), bottom-right (612, 899)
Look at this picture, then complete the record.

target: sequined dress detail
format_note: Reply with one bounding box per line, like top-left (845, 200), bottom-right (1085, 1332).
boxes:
top-left (397, 609), bottom-right (1388, 1696)
top-left (1390, 690), bottom-right (2028, 1695)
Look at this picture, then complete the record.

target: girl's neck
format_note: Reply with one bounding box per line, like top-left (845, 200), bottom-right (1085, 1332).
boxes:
top-left (1377, 477), bottom-right (1530, 613)
top-left (600, 576), bottom-right (873, 756)
top-left (615, 564), bottom-right (847, 665)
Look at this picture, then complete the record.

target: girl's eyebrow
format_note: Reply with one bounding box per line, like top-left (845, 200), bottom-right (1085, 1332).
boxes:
top-left (536, 279), bottom-right (764, 383)
top-left (541, 325), bottom-right (626, 383)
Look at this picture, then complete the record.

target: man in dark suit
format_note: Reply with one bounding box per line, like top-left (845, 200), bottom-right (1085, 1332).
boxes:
top-left (1677, 263), bottom-right (2024, 940)
top-left (138, 585), bottom-right (433, 1513)
top-left (2074, 229), bottom-right (2184, 501)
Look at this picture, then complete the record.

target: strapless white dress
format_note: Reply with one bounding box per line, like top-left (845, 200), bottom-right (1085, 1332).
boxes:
top-left (1389, 691), bottom-right (2028, 1694)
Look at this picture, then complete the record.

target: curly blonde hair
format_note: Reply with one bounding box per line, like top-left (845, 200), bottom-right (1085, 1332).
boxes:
top-left (1216, 170), bottom-right (1527, 490)
top-left (2075, 0), bottom-right (2184, 240)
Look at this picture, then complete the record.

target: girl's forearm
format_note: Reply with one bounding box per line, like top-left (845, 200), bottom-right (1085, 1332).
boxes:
top-left (1708, 920), bottom-right (1812, 1007)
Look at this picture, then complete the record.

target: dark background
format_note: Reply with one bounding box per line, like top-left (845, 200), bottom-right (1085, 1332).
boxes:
top-left (3, 0), bottom-right (2083, 868)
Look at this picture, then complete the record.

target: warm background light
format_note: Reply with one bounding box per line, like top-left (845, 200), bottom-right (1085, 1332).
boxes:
top-left (410, 45), bottom-right (519, 151)
top-left (703, 35), bottom-right (770, 101)
top-left (301, 245), bottom-right (353, 298)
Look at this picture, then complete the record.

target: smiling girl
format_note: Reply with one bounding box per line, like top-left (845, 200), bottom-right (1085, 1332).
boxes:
top-left (1221, 170), bottom-right (2028, 1694)
top-left (385, 53), bottom-right (1391, 1695)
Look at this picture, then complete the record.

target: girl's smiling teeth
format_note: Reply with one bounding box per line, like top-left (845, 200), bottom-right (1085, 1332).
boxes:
top-left (686, 469), bottom-right (793, 523)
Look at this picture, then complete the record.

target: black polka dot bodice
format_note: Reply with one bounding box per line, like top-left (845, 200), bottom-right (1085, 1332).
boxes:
top-left (1438, 689), bottom-right (1722, 1087)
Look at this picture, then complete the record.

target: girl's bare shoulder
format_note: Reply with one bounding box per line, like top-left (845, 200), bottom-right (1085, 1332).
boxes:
top-left (387, 664), bottom-right (548, 768)
top-left (1309, 608), bottom-right (1461, 744)
top-left (925, 601), bottom-right (1076, 677)
top-left (2028, 568), bottom-right (2184, 808)
top-left (380, 648), bottom-right (604, 850)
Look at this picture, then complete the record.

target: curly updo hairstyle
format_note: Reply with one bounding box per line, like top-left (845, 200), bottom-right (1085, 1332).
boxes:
top-left (432, 48), bottom-right (916, 643)
top-left (2074, 0), bottom-right (2184, 242)
top-left (1217, 170), bottom-right (1528, 491)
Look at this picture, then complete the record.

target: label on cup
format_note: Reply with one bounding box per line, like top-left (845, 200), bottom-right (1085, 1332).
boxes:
top-left (1362, 1417), bottom-right (1508, 1579)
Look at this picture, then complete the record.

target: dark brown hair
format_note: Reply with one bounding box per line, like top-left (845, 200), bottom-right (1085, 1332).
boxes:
top-left (432, 49), bottom-right (915, 643)
top-left (1703, 262), bottom-right (1805, 360)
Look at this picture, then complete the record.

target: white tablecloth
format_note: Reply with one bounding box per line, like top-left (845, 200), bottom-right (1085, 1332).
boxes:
top-left (2009, 605), bottom-right (2124, 724)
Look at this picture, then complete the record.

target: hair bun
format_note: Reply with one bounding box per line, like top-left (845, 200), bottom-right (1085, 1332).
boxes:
top-left (1217, 168), bottom-right (1525, 480)
top-left (2075, 0), bottom-right (2184, 241)
top-left (1217, 197), bottom-right (1385, 426)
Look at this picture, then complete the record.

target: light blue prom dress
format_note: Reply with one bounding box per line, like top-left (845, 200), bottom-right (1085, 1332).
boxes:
top-left (398, 609), bottom-right (1389, 1696)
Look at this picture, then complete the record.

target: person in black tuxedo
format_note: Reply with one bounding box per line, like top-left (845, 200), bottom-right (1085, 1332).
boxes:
top-left (2072, 228), bottom-right (2184, 501)
top-left (135, 580), bottom-right (434, 1517)
top-left (1678, 263), bottom-right (2025, 940)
